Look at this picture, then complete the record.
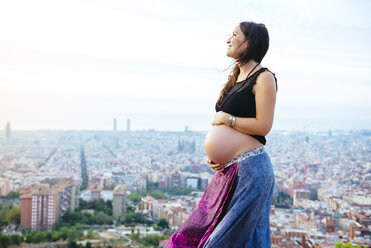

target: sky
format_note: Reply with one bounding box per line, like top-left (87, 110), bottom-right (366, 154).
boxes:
top-left (1, 0), bottom-right (370, 132)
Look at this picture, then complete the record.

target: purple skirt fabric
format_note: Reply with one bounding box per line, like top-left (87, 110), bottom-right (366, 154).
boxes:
top-left (165, 149), bottom-right (275, 248)
top-left (165, 162), bottom-right (239, 248)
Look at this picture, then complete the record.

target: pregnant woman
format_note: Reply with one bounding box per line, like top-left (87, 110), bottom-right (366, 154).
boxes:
top-left (165, 21), bottom-right (278, 248)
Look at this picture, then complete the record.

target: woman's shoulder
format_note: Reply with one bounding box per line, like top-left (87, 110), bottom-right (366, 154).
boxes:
top-left (255, 67), bottom-right (278, 92)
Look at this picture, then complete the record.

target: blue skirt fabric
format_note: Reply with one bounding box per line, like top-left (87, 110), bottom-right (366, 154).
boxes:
top-left (203, 150), bottom-right (275, 248)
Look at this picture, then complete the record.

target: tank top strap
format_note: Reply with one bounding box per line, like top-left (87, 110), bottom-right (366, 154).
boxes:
top-left (240, 67), bottom-right (278, 92)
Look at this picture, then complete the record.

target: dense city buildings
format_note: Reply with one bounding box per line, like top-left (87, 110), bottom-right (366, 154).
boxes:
top-left (19, 178), bottom-right (80, 230)
top-left (0, 128), bottom-right (370, 247)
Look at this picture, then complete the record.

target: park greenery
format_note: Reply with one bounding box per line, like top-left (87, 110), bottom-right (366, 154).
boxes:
top-left (1, 190), bottom-right (370, 247)
top-left (127, 189), bottom-right (167, 205)
top-left (0, 190), bottom-right (171, 247)
top-left (118, 212), bottom-right (153, 227)
top-left (0, 233), bottom-right (23, 248)
top-left (0, 202), bottom-right (19, 226)
top-left (334, 241), bottom-right (369, 248)
top-left (147, 182), bottom-right (203, 196)
top-left (77, 198), bottom-right (113, 215)
top-left (0, 191), bottom-right (20, 200)
top-left (59, 198), bottom-right (115, 226)
top-left (157, 218), bottom-right (169, 229)
top-left (0, 224), bottom-right (92, 248)
top-left (130, 233), bottom-right (169, 247)
top-left (126, 183), bottom-right (203, 207)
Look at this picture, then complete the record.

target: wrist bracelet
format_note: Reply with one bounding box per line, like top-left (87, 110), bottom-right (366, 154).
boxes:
top-left (228, 115), bottom-right (236, 127)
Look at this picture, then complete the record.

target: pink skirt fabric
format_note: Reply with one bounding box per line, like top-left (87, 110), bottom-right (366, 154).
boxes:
top-left (164, 162), bottom-right (239, 248)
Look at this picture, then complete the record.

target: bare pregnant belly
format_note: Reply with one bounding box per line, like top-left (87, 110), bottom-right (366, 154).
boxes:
top-left (204, 124), bottom-right (263, 165)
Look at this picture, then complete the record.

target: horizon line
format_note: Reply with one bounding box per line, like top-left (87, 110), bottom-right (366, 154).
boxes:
top-left (1, 128), bottom-right (370, 132)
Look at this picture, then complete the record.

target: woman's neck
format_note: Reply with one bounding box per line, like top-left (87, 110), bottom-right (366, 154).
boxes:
top-left (238, 60), bottom-right (260, 75)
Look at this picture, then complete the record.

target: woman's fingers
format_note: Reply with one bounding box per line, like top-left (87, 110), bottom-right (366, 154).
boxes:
top-left (206, 159), bottom-right (225, 172)
top-left (206, 159), bottom-right (218, 167)
top-left (211, 164), bottom-right (224, 170)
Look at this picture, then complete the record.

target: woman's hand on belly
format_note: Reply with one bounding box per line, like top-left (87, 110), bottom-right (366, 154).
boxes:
top-left (207, 158), bottom-right (225, 174)
top-left (212, 111), bottom-right (228, 126)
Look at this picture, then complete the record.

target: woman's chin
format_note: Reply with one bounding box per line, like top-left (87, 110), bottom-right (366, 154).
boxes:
top-left (226, 53), bottom-right (238, 60)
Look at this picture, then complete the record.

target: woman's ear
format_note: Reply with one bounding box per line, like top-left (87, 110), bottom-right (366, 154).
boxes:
top-left (244, 40), bottom-right (249, 50)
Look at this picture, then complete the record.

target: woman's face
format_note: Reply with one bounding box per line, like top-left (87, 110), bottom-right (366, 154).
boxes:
top-left (226, 25), bottom-right (248, 59)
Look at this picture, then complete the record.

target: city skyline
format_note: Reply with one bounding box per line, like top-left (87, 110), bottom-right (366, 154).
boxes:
top-left (1, 126), bottom-right (370, 246)
top-left (1, 0), bottom-right (370, 131)
top-left (1, 117), bottom-right (370, 132)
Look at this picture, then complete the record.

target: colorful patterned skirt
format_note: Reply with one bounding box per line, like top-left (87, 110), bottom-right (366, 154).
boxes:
top-left (165, 146), bottom-right (275, 248)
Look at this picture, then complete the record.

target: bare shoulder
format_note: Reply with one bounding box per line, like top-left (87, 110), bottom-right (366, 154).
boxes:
top-left (253, 69), bottom-right (277, 94)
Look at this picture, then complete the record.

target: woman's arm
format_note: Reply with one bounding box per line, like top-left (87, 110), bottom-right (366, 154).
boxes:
top-left (212, 71), bottom-right (277, 136)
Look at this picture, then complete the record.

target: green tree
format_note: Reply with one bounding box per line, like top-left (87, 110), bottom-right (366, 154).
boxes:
top-left (0, 233), bottom-right (10, 248)
top-left (0, 202), bottom-right (13, 225)
top-left (95, 211), bottom-right (114, 225)
top-left (59, 227), bottom-right (70, 240)
top-left (160, 187), bottom-right (195, 196)
top-left (76, 198), bottom-right (113, 216)
top-left (127, 189), bottom-right (168, 205)
top-left (86, 229), bottom-right (94, 238)
top-left (271, 195), bottom-right (277, 205)
top-left (32, 232), bottom-right (44, 244)
top-left (7, 191), bottom-right (20, 199)
top-left (5, 205), bottom-right (20, 224)
top-left (70, 225), bottom-right (84, 240)
top-left (25, 230), bottom-right (40, 243)
top-left (77, 199), bottom-right (88, 210)
top-left (149, 190), bottom-right (166, 199)
top-left (126, 205), bottom-right (135, 212)
top-left (141, 234), bottom-right (168, 246)
top-left (52, 231), bottom-right (61, 242)
top-left (67, 238), bottom-right (78, 248)
top-left (62, 209), bottom-right (83, 225)
top-left (44, 231), bottom-right (53, 242)
top-left (130, 233), bottom-right (140, 243)
top-left (54, 221), bottom-right (69, 230)
top-left (158, 218), bottom-right (169, 229)
top-left (119, 212), bottom-right (152, 226)
top-left (10, 234), bottom-right (22, 245)
top-left (344, 243), bottom-right (352, 248)
top-left (335, 241), bottom-right (344, 248)
top-left (82, 212), bottom-right (95, 225)
top-left (127, 192), bottom-right (142, 205)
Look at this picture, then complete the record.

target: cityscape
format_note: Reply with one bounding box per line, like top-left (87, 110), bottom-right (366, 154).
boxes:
top-left (0, 120), bottom-right (370, 248)
top-left (1, 0), bottom-right (370, 247)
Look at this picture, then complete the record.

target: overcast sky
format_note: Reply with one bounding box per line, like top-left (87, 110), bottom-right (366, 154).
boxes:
top-left (1, 0), bottom-right (370, 132)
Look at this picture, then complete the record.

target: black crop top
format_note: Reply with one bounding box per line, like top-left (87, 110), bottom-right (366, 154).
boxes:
top-left (215, 67), bottom-right (278, 145)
